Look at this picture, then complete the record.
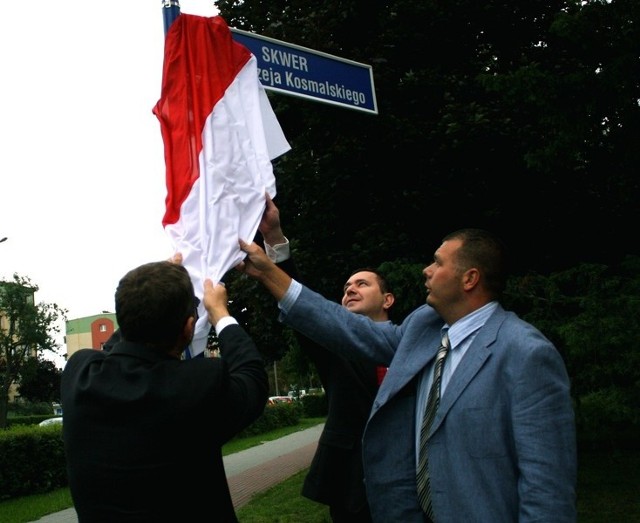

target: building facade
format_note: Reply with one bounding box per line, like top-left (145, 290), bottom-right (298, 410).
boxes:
top-left (65, 313), bottom-right (118, 361)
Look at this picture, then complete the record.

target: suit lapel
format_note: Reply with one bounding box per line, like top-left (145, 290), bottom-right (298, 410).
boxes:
top-left (432, 307), bottom-right (505, 428)
top-left (375, 320), bottom-right (442, 407)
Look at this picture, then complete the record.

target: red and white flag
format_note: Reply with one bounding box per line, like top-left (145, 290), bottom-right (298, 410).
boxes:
top-left (153, 14), bottom-right (290, 357)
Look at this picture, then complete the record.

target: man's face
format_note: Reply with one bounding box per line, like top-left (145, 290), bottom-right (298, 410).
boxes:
top-left (423, 239), bottom-right (464, 314)
top-left (341, 271), bottom-right (392, 321)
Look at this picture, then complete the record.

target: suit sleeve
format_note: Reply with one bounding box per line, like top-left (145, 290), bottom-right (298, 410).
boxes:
top-left (281, 284), bottom-right (415, 367)
top-left (216, 324), bottom-right (269, 441)
top-left (512, 330), bottom-right (577, 520)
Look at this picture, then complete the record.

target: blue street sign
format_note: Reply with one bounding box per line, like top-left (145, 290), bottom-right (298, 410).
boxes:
top-left (231, 28), bottom-right (378, 115)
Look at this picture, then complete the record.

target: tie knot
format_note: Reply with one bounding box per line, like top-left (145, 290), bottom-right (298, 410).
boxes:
top-left (441, 330), bottom-right (450, 349)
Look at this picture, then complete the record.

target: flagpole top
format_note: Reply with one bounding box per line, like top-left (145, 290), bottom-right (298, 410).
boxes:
top-left (162, 0), bottom-right (181, 36)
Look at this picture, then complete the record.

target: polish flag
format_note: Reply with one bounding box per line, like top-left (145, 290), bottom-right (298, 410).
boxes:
top-left (153, 14), bottom-right (290, 357)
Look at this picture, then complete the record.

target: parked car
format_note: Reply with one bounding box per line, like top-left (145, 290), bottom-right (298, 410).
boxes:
top-left (38, 417), bottom-right (63, 427)
top-left (287, 389), bottom-right (306, 400)
top-left (267, 396), bottom-right (293, 406)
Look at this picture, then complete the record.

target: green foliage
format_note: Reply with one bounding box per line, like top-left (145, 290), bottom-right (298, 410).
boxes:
top-left (576, 449), bottom-right (640, 523)
top-left (16, 359), bottom-right (61, 404)
top-left (8, 401), bottom-right (53, 417)
top-left (0, 425), bottom-right (67, 501)
top-left (235, 402), bottom-right (302, 439)
top-left (6, 415), bottom-right (58, 428)
top-left (0, 487), bottom-right (73, 523)
top-left (210, 2), bottom-right (640, 429)
top-left (236, 469), bottom-right (332, 522)
top-left (218, 0), bottom-right (639, 455)
top-left (0, 275), bottom-right (67, 428)
top-left (504, 255), bottom-right (640, 449)
top-left (216, 0), bottom-right (639, 279)
top-left (278, 334), bottom-right (319, 386)
top-left (1, 421), bottom-right (638, 522)
top-left (0, 419), bottom-right (328, 521)
top-left (376, 260), bottom-right (427, 323)
top-left (300, 393), bottom-right (328, 418)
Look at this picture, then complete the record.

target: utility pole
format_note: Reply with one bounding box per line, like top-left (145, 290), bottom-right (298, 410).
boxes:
top-left (273, 361), bottom-right (279, 395)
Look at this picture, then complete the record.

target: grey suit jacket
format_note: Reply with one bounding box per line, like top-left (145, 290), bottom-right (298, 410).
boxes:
top-left (282, 285), bottom-right (577, 523)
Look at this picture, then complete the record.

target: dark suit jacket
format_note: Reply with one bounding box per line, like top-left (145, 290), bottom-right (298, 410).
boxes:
top-left (278, 258), bottom-right (380, 515)
top-left (61, 324), bottom-right (268, 523)
top-left (300, 339), bottom-right (380, 514)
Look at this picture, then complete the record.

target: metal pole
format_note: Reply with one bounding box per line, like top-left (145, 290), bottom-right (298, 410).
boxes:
top-left (161, 0), bottom-right (181, 36)
top-left (161, 0), bottom-right (194, 360)
top-left (273, 361), bottom-right (279, 396)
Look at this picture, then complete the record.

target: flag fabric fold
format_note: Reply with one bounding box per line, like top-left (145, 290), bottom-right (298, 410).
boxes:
top-left (153, 14), bottom-right (290, 357)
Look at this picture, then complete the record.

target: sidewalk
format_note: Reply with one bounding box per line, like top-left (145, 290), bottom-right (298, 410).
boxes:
top-left (29, 423), bottom-right (324, 522)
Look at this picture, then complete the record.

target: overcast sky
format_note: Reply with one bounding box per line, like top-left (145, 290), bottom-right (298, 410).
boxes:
top-left (1, 1), bottom-right (219, 367)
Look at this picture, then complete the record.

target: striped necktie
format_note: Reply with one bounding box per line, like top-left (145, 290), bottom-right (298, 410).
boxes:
top-left (416, 331), bottom-right (450, 520)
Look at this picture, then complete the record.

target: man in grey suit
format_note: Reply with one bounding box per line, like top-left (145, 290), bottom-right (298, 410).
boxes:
top-left (236, 228), bottom-right (577, 523)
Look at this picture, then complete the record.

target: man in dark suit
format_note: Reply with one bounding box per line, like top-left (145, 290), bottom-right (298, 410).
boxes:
top-left (236, 228), bottom-right (577, 523)
top-left (258, 196), bottom-right (393, 522)
top-left (61, 260), bottom-right (268, 523)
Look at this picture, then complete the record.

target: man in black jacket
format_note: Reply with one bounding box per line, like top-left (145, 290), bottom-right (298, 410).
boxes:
top-left (61, 260), bottom-right (268, 522)
top-left (258, 196), bottom-right (394, 523)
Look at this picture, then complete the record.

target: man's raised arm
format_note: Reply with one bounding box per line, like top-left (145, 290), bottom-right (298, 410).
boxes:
top-left (237, 239), bottom-right (293, 301)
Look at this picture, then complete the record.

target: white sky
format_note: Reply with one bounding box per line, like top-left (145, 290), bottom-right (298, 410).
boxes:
top-left (0, 1), bottom-right (219, 367)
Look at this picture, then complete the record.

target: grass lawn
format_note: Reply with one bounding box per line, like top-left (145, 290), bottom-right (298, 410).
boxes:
top-left (235, 447), bottom-right (640, 523)
top-left (0, 424), bottom-right (637, 522)
top-left (575, 448), bottom-right (640, 523)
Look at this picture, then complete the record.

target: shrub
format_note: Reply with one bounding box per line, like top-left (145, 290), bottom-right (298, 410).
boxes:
top-left (235, 402), bottom-right (302, 438)
top-left (0, 425), bottom-right (67, 501)
top-left (300, 393), bottom-right (327, 417)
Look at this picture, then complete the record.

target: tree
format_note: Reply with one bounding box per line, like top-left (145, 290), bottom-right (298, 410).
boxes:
top-left (0, 274), bottom-right (67, 428)
top-left (17, 357), bottom-right (61, 404)
top-left (215, 0), bottom-right (640, 279)
top-left (504, 255), bottom-right (640, 449)
top-left (213, 0), bottom-right (640, 446)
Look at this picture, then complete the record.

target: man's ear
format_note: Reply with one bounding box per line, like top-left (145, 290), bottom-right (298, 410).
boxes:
top-left (183, 315), bottom-right (196, 340)
top-left (383, 293), bottom-right (395, 310)
top-left (463, 268), bottom-right (480, 290)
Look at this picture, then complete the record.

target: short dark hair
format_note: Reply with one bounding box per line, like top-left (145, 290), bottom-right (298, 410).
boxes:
top-left (347, 267), bottom-right (393, 295)
top-left (442, 228), bottom-right (509, 299)
top-left (115, 261), bottom-right (196, 350)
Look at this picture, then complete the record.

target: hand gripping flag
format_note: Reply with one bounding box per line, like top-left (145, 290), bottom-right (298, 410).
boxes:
top-left (153, 14), bottom-right (291, 357)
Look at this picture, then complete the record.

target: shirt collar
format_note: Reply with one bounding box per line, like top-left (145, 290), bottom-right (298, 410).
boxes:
top-left (445, 301), bottom-right (498, 349)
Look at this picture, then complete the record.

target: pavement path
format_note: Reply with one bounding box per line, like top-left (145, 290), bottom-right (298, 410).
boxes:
top-left (29, 423), bottom-right (324, 523)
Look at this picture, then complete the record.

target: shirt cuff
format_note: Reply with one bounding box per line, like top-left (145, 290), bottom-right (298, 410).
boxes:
top-left (215, 316), bottom-right (239, 336)
top-left (264, 237), bottom-right (290, 263)
top-left (279, 279), bottom-right (302, 313)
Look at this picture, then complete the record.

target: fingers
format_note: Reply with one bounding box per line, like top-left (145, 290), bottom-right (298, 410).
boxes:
top-left (239, 239), bottom-right (254, 255)
top-left (204, 278), bottom-right (225, 290)
top-left (168, 252), bottom-right (183, 265)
